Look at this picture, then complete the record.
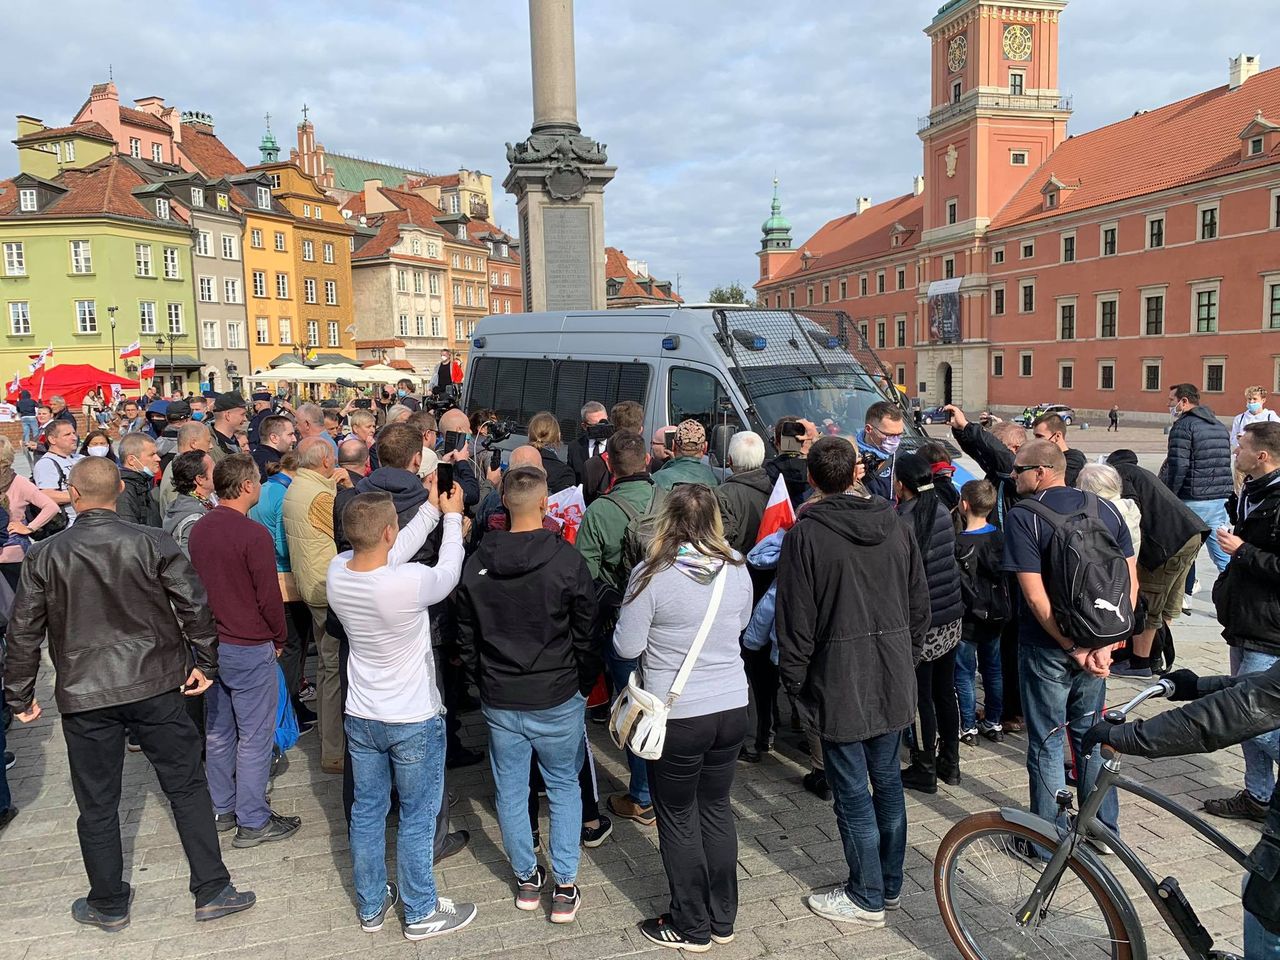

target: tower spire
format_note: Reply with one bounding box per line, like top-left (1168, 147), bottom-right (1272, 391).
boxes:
top-left (761, 178), bottom-right (792, 251)
top-left (259, 114), bottom-right (280, 163)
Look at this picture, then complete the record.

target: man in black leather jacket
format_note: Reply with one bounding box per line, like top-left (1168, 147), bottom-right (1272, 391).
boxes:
top-left (2, 457), bottom-right (255, 930)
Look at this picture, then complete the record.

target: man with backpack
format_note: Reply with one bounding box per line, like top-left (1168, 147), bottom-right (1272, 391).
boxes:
top-left (576, 430), bottom-right (660, 826)
top-left (954, 480), bottom-right (1008, 745)
top-left (1002, 439), bottom-right (1137, 836)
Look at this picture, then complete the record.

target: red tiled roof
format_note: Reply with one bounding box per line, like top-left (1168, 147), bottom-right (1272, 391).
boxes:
top-left (119, 106), bottom-right (173, 134)
top-left (605, 247), bottom-right (683, 303)
top-left (765, 191), bottom-right (924, 284)
top-left (350, 210), bottom-right (412, 259)
top-left (408, 173), bottom-right (460, 189)
top-left (178, 127), bottom-right (246, 179)
top-left (14, 120), bottom-right (114, 144)
top-left (388, 359), bottom-right (414, 371)
top-left (0, 155), bottom-right (174, 222)
top-left (991, 66), bottom-right (1280, 230)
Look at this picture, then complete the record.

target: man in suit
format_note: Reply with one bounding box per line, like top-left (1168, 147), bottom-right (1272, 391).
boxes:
top-left (567, 401), bottom-right (608, 484)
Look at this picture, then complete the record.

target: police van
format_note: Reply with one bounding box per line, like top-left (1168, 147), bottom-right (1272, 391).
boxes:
top-left (463, 306), bottom-right (938, 465)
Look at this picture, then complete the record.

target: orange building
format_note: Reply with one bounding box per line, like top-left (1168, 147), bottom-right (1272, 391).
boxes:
top-left (756, 0), bottom-right (1280, 418)
top-left (605, 247), bottom-right (683, 308)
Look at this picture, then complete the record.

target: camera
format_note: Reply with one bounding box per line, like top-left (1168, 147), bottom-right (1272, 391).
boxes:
top-left (586, 421), bottom-right (616, 442)
top-left (778, 419), bottom-right (807, 455)
top-left (486, 419), bottom-right (515, 444)
top-left (860, 451), bottom-right (885, 475)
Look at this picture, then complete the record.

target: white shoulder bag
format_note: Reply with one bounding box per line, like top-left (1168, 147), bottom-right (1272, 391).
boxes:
top-left (609, 566), bottom-right (727, 761)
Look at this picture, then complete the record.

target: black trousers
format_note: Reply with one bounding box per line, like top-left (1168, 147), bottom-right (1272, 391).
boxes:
top-left (62, 690), bottom-right (230, 913)
top-left (741, 646), bottom-right (780, 752)
top-left (647, 706), bottom-right (748, 944)
top-left (915, 646), bottom-right (960, 750)
top-left (278, 600), bottom-right (313, 707)
top-left (528, 728), bottom-right (600, 827)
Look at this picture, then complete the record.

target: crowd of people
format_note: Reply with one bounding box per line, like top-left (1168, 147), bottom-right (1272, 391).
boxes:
top-left (2, 378), bottom-right (1280, 953)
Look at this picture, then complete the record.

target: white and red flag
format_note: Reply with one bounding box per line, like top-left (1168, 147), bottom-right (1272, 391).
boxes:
top-left (755, 474), bottom-right (797, 544)
top-left (119, 339), bottom-right (141, 359)
top-left (139, 357), bottom-right (156, 379)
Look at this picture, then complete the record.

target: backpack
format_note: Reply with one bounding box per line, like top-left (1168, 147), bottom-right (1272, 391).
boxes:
top-left (955, 532), bottom-right (1010, 625)
top-left (603, 484), bottom-right (667, 589)
top-left (27, 458), bottom-right (70, 541)
top-left (1017, 492), bottom-right (1134, 648)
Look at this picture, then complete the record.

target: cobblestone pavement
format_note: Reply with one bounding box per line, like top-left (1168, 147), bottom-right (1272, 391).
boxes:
top-left (0, 554), bottom-right (1257, 960)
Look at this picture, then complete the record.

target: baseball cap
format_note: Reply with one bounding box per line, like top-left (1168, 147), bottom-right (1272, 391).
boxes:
top-left (676, 419), bottom-right (706, 449)
top-left (166, 400), bottom-right (191, 421)
top-left (212, 391), bottom-right (246, 413)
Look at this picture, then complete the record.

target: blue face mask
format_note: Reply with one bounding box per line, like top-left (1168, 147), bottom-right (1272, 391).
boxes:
top-left (1248, 401), bottom-right (1263, 414)
top-left (397, 389), bottom-right (407, 398)
top-left (191, 411), bottom-right (205, 421)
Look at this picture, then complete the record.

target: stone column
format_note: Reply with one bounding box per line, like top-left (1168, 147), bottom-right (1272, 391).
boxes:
top-left (505, 0), bottom-right (615, 312)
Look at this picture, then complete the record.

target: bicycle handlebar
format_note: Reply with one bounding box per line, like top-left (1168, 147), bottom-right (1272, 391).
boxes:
top-left (1103, 679), bottom-right (1174, 724)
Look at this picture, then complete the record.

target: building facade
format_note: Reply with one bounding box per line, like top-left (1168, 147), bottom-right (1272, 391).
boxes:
top-left (605, 247), bottom-right (682, 308)
top-left (756, 0), bottom-right (1280, 418)
top-left (228, 170), bottom-right (300, 374)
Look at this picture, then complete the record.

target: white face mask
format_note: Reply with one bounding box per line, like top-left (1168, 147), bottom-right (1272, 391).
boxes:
top-left (87, 446), bottom-right (110, 457)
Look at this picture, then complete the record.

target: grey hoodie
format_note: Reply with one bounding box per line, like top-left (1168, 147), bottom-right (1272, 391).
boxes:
top-left (163, 494), bottom-right (210, 558)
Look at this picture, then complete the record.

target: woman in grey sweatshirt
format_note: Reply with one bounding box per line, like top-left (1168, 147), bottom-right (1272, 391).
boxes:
top-left (614, 485), bottom-right (753, 952)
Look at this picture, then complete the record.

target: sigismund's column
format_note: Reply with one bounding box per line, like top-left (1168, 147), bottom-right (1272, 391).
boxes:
top-left (505, 0), bottom-right (615, 312)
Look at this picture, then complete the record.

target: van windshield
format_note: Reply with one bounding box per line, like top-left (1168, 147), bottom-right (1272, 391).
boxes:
top-left (738, 365), bottom-right (907, 437)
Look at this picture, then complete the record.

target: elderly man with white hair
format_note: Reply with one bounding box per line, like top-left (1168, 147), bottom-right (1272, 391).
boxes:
top-left (715, 431), bottom-right (771, 553)
top-left (295, 403), bottom-right (338, 456)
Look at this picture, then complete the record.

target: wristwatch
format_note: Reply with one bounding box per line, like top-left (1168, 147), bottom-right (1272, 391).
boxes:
top-left (1065, 643), bottom-right (1082, 656)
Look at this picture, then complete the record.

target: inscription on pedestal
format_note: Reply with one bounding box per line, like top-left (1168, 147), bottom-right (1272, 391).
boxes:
top-left (542, 206), bottom-right (593, 310)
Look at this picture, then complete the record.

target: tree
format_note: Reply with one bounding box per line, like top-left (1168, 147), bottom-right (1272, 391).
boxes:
top-left (707, 282), bottom-right (756, 305)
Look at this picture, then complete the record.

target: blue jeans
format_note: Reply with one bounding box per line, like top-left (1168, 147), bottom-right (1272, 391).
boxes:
top-left (484, 693), bottom-right (586, 886)
top-left (821, 730), bottom-right (907, 912)
top-left (204, 642), bottom-right (278, 830)
top-left (606, 649), bottom-right (650, 807)
top-left (955, 629), bottom-right (1003, 731)
top-left (1183, 498), bottom-right (1231, 573)
top-left (19, 417), bottom-right (37, 444)
top-left (345, 714), bottom-right (445, 924)
top-left (1019, 644), bottom-right (1119, 835)
top-left (1231, 647), bottom-right (1280, 801)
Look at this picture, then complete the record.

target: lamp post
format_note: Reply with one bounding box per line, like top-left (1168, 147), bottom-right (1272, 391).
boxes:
top-left (107, 306), bottom-right (118, 372)
top-left (155, 332), bottom-right (184, 396)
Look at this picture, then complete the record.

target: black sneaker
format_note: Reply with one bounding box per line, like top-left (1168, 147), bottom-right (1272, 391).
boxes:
top-left (446, 746), bottom-right (485, 769)
top-left (232, 812), bottom-right (301, 848)
top-left (639, 915), bottom-right (711, 952)
top-left (403, 898), bottom-right (477, 941)
top-left (960, 728), bottom-right (978, 746)
top-left (195, 884), bottom-right (256, 921)
top-left (437, 830), bottom-right (470, 861)
top-left (589, 703), bottom-right (609, 725)
top-left (738, 746), bottom-right (761, 763)
top-left (361, 882), bottom-right (399, 933)
top-left (126, 733), bottom-right (142, 753)
top-left (803, 771), bottom-right (832, 802)
top-left (979, 723), bottom-right (1005, 744)
top-left (214, 812), bottom-right (237, 833)
top-left (515, 864), bottom-right (546, 911)
top-left (3, 751), bottom-right (13, 770)
top-left (72, 897), bottom-right (130, 932)
top-left (582, 814), bottom-right (613, 848)
top-left (1110, 662), bottom-right (1153, 679)
top-left (550, 884), bottom-right (580, 923)
top-left (1204, 789), bottom-right (1268, 823)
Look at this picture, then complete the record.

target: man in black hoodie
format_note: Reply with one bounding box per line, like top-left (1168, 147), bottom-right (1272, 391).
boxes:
top-left (1031, 413), bottom-right (1086, 486)
top-left (764, 416), bottom-right (817, 508)
top-left (456, 466), bottom-right (598, 923)
top-left (777, 437), bottom-right (929, 929)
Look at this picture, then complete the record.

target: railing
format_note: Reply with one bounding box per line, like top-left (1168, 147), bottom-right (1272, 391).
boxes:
top-left (918, 93), bottom-right (1072, 132)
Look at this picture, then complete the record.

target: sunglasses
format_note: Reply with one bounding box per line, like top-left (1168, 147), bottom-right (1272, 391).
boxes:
top-left (1012, 464), bottom-right (1049, 474)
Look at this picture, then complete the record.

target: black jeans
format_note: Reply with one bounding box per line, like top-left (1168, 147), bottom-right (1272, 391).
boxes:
top-left (278, 600), bottom-right (313, 708)
top-left (914, 646), bottom-right (960, 750)
top-left (62, 690), bottom-right (230, 913)
top-left (647, 706), bottom-right (748, 944)
top-left (742, 646), bottom-right (779, 753)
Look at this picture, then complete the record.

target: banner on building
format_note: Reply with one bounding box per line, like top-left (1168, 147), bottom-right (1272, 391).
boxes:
top-left (927, 278), bottom-right (962, 344)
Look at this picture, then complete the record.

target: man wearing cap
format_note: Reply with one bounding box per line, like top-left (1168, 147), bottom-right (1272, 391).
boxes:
top-left (652, 420), bottom-right (720, 491)
top-left (155, 400), bottom-right (192, 465)
top-left (247, 392), bottom-right (275, 447)
top-left (208, 393), bottom-right (247, 463)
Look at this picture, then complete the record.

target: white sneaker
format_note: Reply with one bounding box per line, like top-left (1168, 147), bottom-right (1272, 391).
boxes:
top-left (1182, 594), bottom-right (1193, 614)
top-left (805, 888), bottom-right (886, 928)
top-left (1190, 578), bottom-right (1202, 594)
top-left (402, 898), bottom-right (477, 941)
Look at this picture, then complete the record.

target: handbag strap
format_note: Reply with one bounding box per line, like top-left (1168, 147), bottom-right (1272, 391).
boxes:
top-left (664, 565), bottom-right (728, 707)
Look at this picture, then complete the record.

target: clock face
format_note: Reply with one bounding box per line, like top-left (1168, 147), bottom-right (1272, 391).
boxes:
top-left (947, 35), bottom-right (967, 72)
top-left (1003, 24), bottom-right (1033, 61)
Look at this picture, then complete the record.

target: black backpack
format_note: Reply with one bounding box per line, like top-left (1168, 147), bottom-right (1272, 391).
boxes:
top-left (955, 532), bottom-right (1010, 625)
top-left (1017, 492), bottom-right (1134, 648)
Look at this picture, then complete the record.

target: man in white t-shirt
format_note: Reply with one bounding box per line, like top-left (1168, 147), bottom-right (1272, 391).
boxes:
top-left (32, 420), bottom-right (83, 523)
top-left (326, 478), bottom-right (474, 942)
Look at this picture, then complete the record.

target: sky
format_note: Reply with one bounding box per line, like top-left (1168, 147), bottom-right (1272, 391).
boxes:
top-left (3, 0), bottom-right (1278, 302)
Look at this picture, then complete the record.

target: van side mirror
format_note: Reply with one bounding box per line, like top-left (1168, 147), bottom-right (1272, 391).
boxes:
top-left (709, 424), bottom-right (734, 468)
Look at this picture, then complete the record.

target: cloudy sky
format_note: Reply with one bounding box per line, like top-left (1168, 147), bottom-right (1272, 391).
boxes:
top-left (4, 0), bottom-right (1278, 301)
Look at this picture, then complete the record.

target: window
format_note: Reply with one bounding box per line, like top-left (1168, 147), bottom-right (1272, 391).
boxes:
top-left (201, 320), bottom-right (220, 350)
top-left (1143, 361), bottom-right (1161, 392)
top-left (876, 271), bottom-right (886, 294)
top-left (1099, 298), bottom-right (1117, 338)
top-left (1046, 193), bottom-right (1057, 209)
top-left (946, 199), bottom-right (958, 225)
top-left (1020, 280), bottom-right (1035, 313)
top-left (1061, 234), bottom-right (1075, 263)
top-left (313, 207), bottom-right (322, 221)
top-left (432, 315), bottom-right (441, 337)
top-left (449, 194), bottom-right (460, 214)
top-left (163, 247), bottom-right (179, 279)
top-left (191, 187), bottom-right (204, 208)
top-left (1274, 190), bottom-right (1280, 229)
top-left (1148, 215), bottom-right (1164, 249)
top-left (466, 286), bottom-right (474, 306)
top-left (129, 138), bottom-right (141, 158)
top-left (451, 254), bottom-right (460, 269)
top-left (992, 353), bottom-right (1004, 377)
top-left (3, 242), bottom-right (24, 276)
top-left (838, 279), bottom-right (847, 300)
top-left (18, 188), bottom-right (36, 212)
top-left (63, 141), bottom-right (74, 162)
top-left (503, 271), bottom-right (510, 286)
top-left (504, 300), bottom-right (512, 313)
top-left (303, 204), bottom-right (311, 218)
top-left (1195, 287), bottom-right (1218, 332)
top-left (155, 198), bottom-right (170, 220)
top-left (8, 301), bottom-right (30, 336)
top-left (302, 239), bottom-right (314, 261)
top-left (952, 80), bottom-right (962, 103)
top-left (821, 283), bottom-right (829, 303)
top-left (1101, 224), bottom-right (1117, 256)
top-left (1199, 205), bottom-right (1219, 241)
top-left (464, 255), bottom-right (473, 271)
top-left (325, 280), bottom-right (337, 305)
top-left (944, 256), bottom-right (955, 279)
top-left (455, 319), bottom-right (464, 340)
top-left (276, 273), bottom-right (289, 299)
top-left (876, 319), bottom-right (886, 349)
top-left (75, 300), bottom-right (97, 333)
top-left (453, 283), bottom-right (462, 305)
top-left (278, 319), bottom-right (291, 344)
top-left (992, 246), bottom-right (1005, 265)
top-left (1011, 151), bottom-right (1028, 166)
top-left (257, 187), bottom-right (271, 210)
top-left (216, 193), bottom-right (228, 211)
top-left (303, 278), bottom-right (317, 304)
top-left (227, 322), bottom-right (244, 350)
top-left (1144, 293), bottom-right (1164, 335)
top-left (256, 317), bottom-right (270, 344)
top-left (397, 314), bottom-right (409, 337)
top-left (52, 141), bottom-right (61, 163)
top-left (896, 365), bottom-right (906, 386)
top-left (268, 175), bottom-right (280, 189)
top-left (135, 243), bottom-right (152, 277)
top-left (327, 321), bottom-right (339, 347)
top-left (397, 270), bottom-right (408, 293)
top-left (221, 234), bottom-right (238, 260)
top-left (167, 303), bottom-right (183, 334)
top-left (1058, 302), bottom-right (1076, 340)
top-left (429, 273), bottom-right (440, 295)
top-left (151, 143), bottom-right (162, 163)
top-left (195, 231), bottom-right (212, 257)
top-left (1009, 71), bottom-right (1025, 96)
top-left (251, 229), bottom-right (263, 249)
top-left (414, 272), bottom-right (425, 294)
top-left (1021, 240), bottom-right (1035, 259)
top-left (1099, 362), bottom-right (1115, 391)
top-left (70, 240), bottom-right (93, 274)
top-left (1251, 137), bottom-right (1265, 157)
top-left (139, 301), bottom-right (156, 335)
top-left (896, 317), bottom-right (907, 347)
top-left (1020, 352), bottom-right (1033, 377)
top-left (252, 271), bottom-right (267, 298)
top-left (860, 275), bottom-right (868, 297)
top-left (993, 286), bottom-right (1006, 315)
top-left (1268, 281), bottom-right (1280, 329)
top-left (323, 242), bottom-right (334, 264)
top-left (1204, 360), bottom-right (1225, 393)
top-left (428, 242), bottom-right (439, 258)
top-left (198, 276), bottom-right (216, 302)
top-left (897, 267), bottom-right (906, 290)
top-left (859, 320), bottom-right (869, 343)
top-left (788, 289), bottom-right (796, 308)
top-left (1059, 362), bottom-right (1074, 390)
top-left (274, 231), bottom-right (286, 252)
top-left (306, 321), bottom-right (319, 348)
top-left (224, 278), bottom-right (241, 304)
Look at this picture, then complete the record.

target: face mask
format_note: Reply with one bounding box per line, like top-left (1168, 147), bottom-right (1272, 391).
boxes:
top-left (191, 411), bottom-right (205, 421)
top-left (397, 389), bottom-right (407, 398)
top-left (880, 435), bottom-right (902, 455)
top-left (87, 446), bottom-right (110, 457)
top-left (141, 465), bottom-right (156, 477)
top-left (1248, 401), bottom-right (1263, 414)
top-left (1170, 405), bottom-right (1180, 420)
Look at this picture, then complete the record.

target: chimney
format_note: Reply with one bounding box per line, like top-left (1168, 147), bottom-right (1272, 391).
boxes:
top-left (363, 179), bottom-right (394, 214)
top-left (913, 175), bottom-right (925, 196)
top-left (856, 196), bottom-right (872, 214)
top-left (1230, 54), bottom-right (1261, 90)
top-left (16, 116), bottom-right (44, 139)
top-left (133, 96), bottom-right (166, 115)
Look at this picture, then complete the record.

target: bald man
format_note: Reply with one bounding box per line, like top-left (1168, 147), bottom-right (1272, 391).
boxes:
top-left (472, 445), bottom-right (553, 545)
top-left (435, 407), bottom-right (481, 509)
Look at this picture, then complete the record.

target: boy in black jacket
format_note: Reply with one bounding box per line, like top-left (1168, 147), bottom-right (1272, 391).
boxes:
top-left (455, 467), bottom-right (599, 924)
top-left (954, 480), bottom-right (1007, 745)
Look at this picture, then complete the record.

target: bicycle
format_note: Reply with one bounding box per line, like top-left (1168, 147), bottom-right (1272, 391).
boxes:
top-left (934, 679), bottom-right (1249, 959)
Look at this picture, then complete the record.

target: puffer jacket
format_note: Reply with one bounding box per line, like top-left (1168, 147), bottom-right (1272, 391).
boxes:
top-left (1107, 453), bottom-right (1208, 569)
top-left (3, 509), bottom-right (217, 714)
top-left (1162, 405), bottom-right (1233, 501)
top-left (716, 467), bottom-right (773, 553)
top-left (116, 468), bottom-right (161, 527)
top-left (897, 497), bottom-right (964, 627)
top-left (1212, 470), bottom-right (1280, 656)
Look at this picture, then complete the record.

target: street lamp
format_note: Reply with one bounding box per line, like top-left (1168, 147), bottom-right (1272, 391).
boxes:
top-left (107, 306), bottom-right (118, 372)
top-left (155, 332), bottom-right (185, 396)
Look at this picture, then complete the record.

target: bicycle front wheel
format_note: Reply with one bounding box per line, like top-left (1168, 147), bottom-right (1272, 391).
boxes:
top-left (934, 811), bottom-right (1135, 960)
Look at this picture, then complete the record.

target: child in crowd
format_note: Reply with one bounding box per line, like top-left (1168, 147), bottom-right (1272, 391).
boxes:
top-left (953, 480), bottom-right (1008, 746)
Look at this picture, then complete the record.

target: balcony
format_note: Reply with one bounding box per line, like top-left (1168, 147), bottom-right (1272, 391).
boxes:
top-left (918, 93), bottom-right (1073, 132)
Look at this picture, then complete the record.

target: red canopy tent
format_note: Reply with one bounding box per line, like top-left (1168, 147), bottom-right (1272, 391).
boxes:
top-left (7, 364), bottom-right (140, 407)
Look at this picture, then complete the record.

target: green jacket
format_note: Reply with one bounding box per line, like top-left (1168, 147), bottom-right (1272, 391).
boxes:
top-left (653, 456), bottom-right (720, 491)
top-left (577, 475), bottom-right (657, 590)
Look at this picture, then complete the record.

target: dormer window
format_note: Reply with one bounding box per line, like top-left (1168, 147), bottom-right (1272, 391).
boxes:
top-left (216, 192), bottom-right (229, 211)
top-left (1251, 137), bottom-right (1265, 156)
top-left (155, 198), bottom-right (170, 220)
top-left (18, 188), bottom-right (37, 212)
top-left (500, 243), bottom-right (509, 258)
top-left (1045, 192), bottom-right (1057, 209)
top-left (256, 186), bottom-right (271, 209)
top-left (456, 225), bottom-right (466, 240)
top-left (191, 187), bottom-right (204, 208)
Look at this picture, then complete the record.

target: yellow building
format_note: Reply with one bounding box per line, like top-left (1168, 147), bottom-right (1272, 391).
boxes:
top-left (13, 116), bottom-right (115, 180)
top-left (228, 171), bottom-right (299, 375)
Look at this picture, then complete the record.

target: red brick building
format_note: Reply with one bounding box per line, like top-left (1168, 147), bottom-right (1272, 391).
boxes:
top-left (756, 0), bottom-right (1280, 418)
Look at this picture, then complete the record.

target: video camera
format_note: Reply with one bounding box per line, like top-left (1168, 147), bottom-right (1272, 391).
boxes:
top-left (586, 420), bottom-right (616, 443)
top-left (778, 419), bottom-right (807, 455)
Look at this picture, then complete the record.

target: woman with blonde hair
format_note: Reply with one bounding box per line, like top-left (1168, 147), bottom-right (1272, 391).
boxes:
top-left (525, 411), bottom-right (576, 494)
top-left (614, 485), bottom-right (754, 951)
top-left (1076, 462), bottom-right (1142, 556)
top-left (0, 435), bottom-right (59, 588)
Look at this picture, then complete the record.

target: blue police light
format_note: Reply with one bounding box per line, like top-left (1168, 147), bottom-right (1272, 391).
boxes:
top-left (805, 329), bottom-right (841, 350)
top-left (662, 335), bottom-right (681, 350)
top-left (472, 336), bottom-right (486, 349)
top-left (731, 329), bottom-right (767, 351)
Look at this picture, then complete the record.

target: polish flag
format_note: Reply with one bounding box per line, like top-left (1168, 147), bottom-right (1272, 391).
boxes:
top-left (119, 339), bottom-right (141, 359)
top-left (755, 474), bottom-right (797, 544)
top-left (139, 357), bottom-right (156, 379)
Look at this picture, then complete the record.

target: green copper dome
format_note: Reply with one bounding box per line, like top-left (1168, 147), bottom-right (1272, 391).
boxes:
top-left (761, 179), bottom-right (793, 251)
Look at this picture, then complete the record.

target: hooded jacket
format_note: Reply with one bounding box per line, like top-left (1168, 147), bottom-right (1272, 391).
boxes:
top-left (897, 497), bottom-right (964, 628)
top-left (1063, 447), bottom-right (1087, 487)
top-left (1212, 469), bottom-right (1280, 656)
top-left (654, 455), bottom-right (720, 491)
top-left (116, 468), bottom-right (161, 528)
top-left (764, 454), bottom-right (810, 509)
top-left (538, 447), bottom-right (577, 495)
top-left (716, 467), bottom-right (774, 553)
top-left (456, 529), bottom-right (599, 711)
top-left (333, 466), bottom-right (431, 558)
top-left (1106, 452), bottom-right (1208, 569)
top-left (951, 422), bottom-right (1018, 528)
top-left (163, 493), bottom-right (211, 558)
top-left (1162, 405), bottom-right (1233, 501)
top-left (776, 493), bottom-right (930, 743)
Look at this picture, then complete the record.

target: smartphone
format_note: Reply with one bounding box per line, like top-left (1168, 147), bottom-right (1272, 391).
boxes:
top-left (663, 429), bottom-right (677, 452)
top-left (436, 462), bottom-right (454, 498)
top-left (443, 430), bottom-right (466, 452)
top-left (354, 398), bottom-right (372, 409)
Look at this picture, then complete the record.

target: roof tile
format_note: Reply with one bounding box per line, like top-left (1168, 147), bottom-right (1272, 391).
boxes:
top-left (766, 192), bottom-right (924, 282)
top-left (178, 127), bottom-right (246, 179)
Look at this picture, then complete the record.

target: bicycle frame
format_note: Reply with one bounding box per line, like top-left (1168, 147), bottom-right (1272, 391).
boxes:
top-left (1013, 752), bottom-right (1251, 959)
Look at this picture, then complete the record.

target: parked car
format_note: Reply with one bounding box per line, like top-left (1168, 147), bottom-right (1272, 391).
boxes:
top-left (1015, 402), bottom-right (1076, 427)
top-left (920, 405), bottom-right (950, 424)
